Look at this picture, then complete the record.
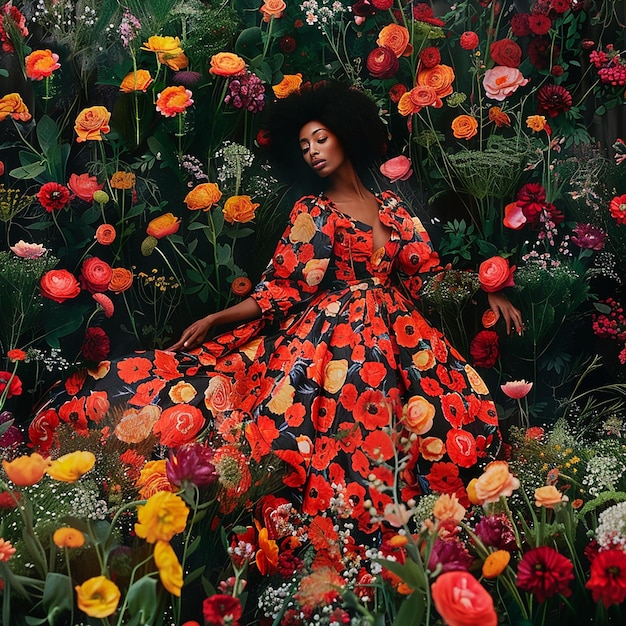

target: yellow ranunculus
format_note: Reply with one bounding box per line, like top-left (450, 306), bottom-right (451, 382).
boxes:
top-left (135, 491), bottom-right (189, 544)
top-left (136, 459), bottom-right (173, 499)
top-left (222, 195), bottom-right (259, 224)
top-left (141, 35), bottom-right (184, 57)
top-left (2, 453), bottom-right (50, 486)
top-left (154, 540), bottom-right (183, 596)
top-left (46, 451), bottom-right (96, 483)
top-left (75, 576), bottom-right (121, 618)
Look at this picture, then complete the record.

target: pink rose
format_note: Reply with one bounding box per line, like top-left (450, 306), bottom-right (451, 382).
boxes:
top-left (10, 240), bottom-right (47, 258)
top-left (478, 256), bottom-right (516, 292)
top-left (483, 66), bottom-right (529, 101)
top-left (379, 155), bottom-right (413, 182)
top-left (503, 202), bottom-right (527, 230)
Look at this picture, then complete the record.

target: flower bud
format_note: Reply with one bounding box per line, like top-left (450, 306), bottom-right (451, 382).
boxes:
top-left (93, 190), bottom-right (110, 204)
top-left (141, 235), bottom-right (158, 256)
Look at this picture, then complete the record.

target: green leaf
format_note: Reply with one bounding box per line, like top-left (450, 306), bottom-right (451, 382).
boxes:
top-left (42, 573), bottom-right (73, 626)
top-left (183, 565), bottom-right (206, 587)
top-left (376, 557), bottom-right (427, 591)
top-left (217, 243), bottom-right (232, 264)
top-left (10, 161), bottom-right (47, 180)
top-left (392, 591), bottom-right (426, 626)
top-left (126, 576), bottom-right (158, 625)
top-left (235, 27), bottom-right (263, 59)
top-left (36, 115), bottom-right (59, 155)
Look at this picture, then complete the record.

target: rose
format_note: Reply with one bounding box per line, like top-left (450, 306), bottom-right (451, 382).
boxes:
top-left (0, 93), bottom-right (31, 122)
top-left (489, 38), bottom-right (522, 68)
top-left (534, 485), bottom-right (567, 508)
top-left (68, 173), bottom-right (103, 202)
top-left (482, 66), bottom-right (529, 101)
top-left (120, 69), bottom-right (153, 93)
top-left (108, 267), bottom-right (133, 293)
top-left (184, 182), bottom-right (222, 211)
top-left (146, 212), bottom-right (181, 238)
top-left (377, 23), bottom-right (412, 57)
top-left (420, 436), bottom-right (446, 461)
top-left (24, 49), bottom-right (60, 80)
top-left (478, 256), bottom-right (515, 292)
top-left (74, 106), bottom-right (111, 142)
top-left (419, 46), bottom-right (441, 69)
top-left (431, 571), bottom-right (497, 626)
top-left (366, 46), bottom-right (399, 79)
top-left (141, 35), bottom-right (183, 56)
top-left (380, 155), bottom-right (413, 182)
top-left (222, 195), bottom-right (260, 224)
top-left (451, 115), bottom-right (478, 140)
top-left (153, 404), bottom-right (205, 447)
top-left (260, 0), bottom-right (286, 22)
top-left (503, 202), bottom-right (527, 229)
top-left (460, 31), bottom-right (479, 50)
top-left (417, 64), bottom-right (455, 97)
top-left (40, 269), bottom-right (81, 303)
top-left (209, 52), bottom-right (246, 77)
top-left (80, 257), bottom-right (113, 293)
top-left (156, 86), bottom-right (193, 117)
top-left (403, 395), bottom-right (435, 434)
top-left (470, 460), bottom-right (520, 504)
top-left (272, 74), bottom-right (303, 98)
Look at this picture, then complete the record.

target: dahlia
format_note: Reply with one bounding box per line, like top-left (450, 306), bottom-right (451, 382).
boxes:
top-left (585, 548), bottom-right (626, 606)
top-left (536, 84), bottom-right (573, 117)
top-left (516, 545), bottom-right (574, 602)
top-left (571, 223), bottom-right (606, 250)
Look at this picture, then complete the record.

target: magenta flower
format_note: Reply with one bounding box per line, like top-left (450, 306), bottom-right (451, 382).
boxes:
top-left (501, 380), bottom-right (533, 399)
top-left (572, 223), bottom-right (607, 251)
top-left (224, 71), bottom-right (266, 113)
top-left (474, 514), bottom-right (518, 552)
top-left (166, 442), bottom-right (217, 489)
top-left (428, 537), bottom-right (473, 573)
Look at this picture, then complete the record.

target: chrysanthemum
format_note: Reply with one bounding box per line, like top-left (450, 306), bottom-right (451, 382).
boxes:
top-left (516, 545), bottom-right (574, 602)
top-left (37, 182), bottom-right (72, 212)
top-left (585, 548), bottom-right (626, 606)
top-left (536, 84), bottom-right (573, 117)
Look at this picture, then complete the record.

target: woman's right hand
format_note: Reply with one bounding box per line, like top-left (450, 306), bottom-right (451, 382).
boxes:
top-left (169, 315), bottom-right (215, 351)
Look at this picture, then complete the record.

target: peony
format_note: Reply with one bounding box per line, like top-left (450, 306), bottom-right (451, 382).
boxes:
top-left (185, 182), bottom-right (222, 211)
top-left (209, 52), bottom-right (246, 77)
top-left (379, 155), bottom-right (413, 182)
top-left (222, 195), bottom-right (259, 224)
top-left (24, 49), bottom-right (60, 80)
top-left (74, 106), bottom-right (111, 142)
top-left (482, 66), bottom-right (529, 101)
top-left (80, 256), bottom-right (113, 293)
top-left (68, 173), bottom-right (103, 202)
top-left (478, 256), bottom-right (515, 292)
top-left (40, 269), bottom-right (81, 303)
top-left (156, 86), bottom-right (193, 117)
top-left (10, 240), bottom-right (46, 258)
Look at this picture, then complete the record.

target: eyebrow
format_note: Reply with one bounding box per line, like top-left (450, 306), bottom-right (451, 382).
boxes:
top-left (299, 128), bottom-right (326, 144)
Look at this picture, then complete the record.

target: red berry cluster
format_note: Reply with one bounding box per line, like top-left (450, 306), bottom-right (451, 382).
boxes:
top-left (592, 298), bottom-right (626, 341)
top-left (590, 46), bottom-right (626, 86)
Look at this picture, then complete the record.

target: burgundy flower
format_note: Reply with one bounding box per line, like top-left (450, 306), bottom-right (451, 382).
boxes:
top-left (528, 37), bottom-right (559, 70)
top-left (352, 0), bottom-right (375, 17)
top-left (224, 71), bottom-right (266, 113)
top-left (551, 64), bottom-right (564, 76)
top-left (366, 46), bottom-right (399, 79)
top-left (550, 0), bottom-right (572, 14)
top-left (585, 549), bottom-right (626, 606)
top-left (202, 594), bottom-right (243, 626)
top-left (37, 182), bottom-right (72, 212)
top-left (166, 442), bottom-right (217, 489)
top-left (419, 46), bottom-right (441, 69)
top-left (277, 549), bottom-right (304, 578)
top-left (571, 223), bottom-right (606, 250)
top-left (474, 514), bottom-right (518, 552)
top-left (413, 3), bottom-right (446, 27)
top-left (81, 327), bottom-right (110, 362)
top-left (0, 411), bottom-right (23, 448)
top-left (516, 545), bottom-right (574, 603)
top-left (510, 13), bottom-right (531, 37)
top-left (536, 84), bottom-right (572, 117)
top-left (428, 538), bottom-right (473, 573)
top-left (470, 330), bottom-right (500, 368)
top-left (517, 182), bottom-right (547, 219)
top-left (528, 13), bottom-right (552, 35)
top-left (279, 35), bottom-right (296, 54)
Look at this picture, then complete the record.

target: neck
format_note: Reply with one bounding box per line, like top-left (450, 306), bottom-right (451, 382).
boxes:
top-left (325, 162), bottom-right (369, 200)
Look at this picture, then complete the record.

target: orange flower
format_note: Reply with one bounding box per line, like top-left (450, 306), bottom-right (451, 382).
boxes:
top-left (7, 348), bottom-right (27, 361)
top-left (120, 69), bottom-right (153, 93)
top-left (397, 85), bottom-right (442, 116)
top-left (184, 182), bottom-right (222, 211)
top-left (2, 453), bottom-right (50, 486)
top-left (451, 114), bottom-right (478, 140)
top-left (95, 224), bottom-right (116, 245)
top-left (488, 106), bottom-right (511, 127)
top-left (108, 267), bottom-right (134, 293)
top-left (209, 52), bottom-right (246, 77)
top-left (25, 49), bottom-right (60, 80)
top-left (153, 404), bottom-right (205, 447)
top-left (110, 171), bottom-right (135, 190)
top-left (156, 86), bottom-right (193, 117)
top-left (526, 114), bottom-right (548, 132)
top-left (154, 540), bottom-right (183, 596)
top-left (141, 35), bottom-right (184, 57)
top-left (473, 460), bottom-right (520, 504)
top-left (377, 24), bottom-right (412, 57)
top-left (222, 195), bottom-right (259, 224)
top-left (433, 493), bottom-right (466, 523)
top-left (231, 276), bottom-right (252, 296)
top-left (53, 527), bottom-right (85, 548)
top-left (0, 93), bottom-right (32, 122)
top-left (260, 0), bottom-right (286, 22)
top-left (256, 527), bottom-right (279, 575)
top-left (137, 459), bottom-right (173, 499)
top-left (272, 74), bottom-right (303, 98)
top-left (47, 451), bottom-right (96, 482)
top-left (417, 64), bottom-right (455, 98)
top-left (146, 212), bottom-right (181, 238)
top-left (478, 256), bottom-right (515, 292)
top-left (75, 576), bottom-right (121, 618)
top-left (158, 51), bottom-right (189, 71)
top-left (403, 395), bottom-right (435, 434)
top-left (0, 538), bottom-right (16, 562)
top-left (482, 550), bottom-right (511, 578)
top-left (534, 485), bottom-right (567, 508)
top-left (74, 106), bottom-right (111, 142)
top-left (481, 309), bottom-right (497, 328)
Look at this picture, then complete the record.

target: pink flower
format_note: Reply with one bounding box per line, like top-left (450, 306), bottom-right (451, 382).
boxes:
top-left (68, 173), bottom-right (104, 203)
top-left (500, 380), bottom-right (533, 399)
top-left (92, 293), bottom-right (114, 318)
top-left (483, 66), bottom-right (529, 101)
top-left (166, 442), bottom-right (217, 489)
top-left (0, 538), bottom-right (16, 562)
top-left (10, 240), bottom-right (47, 258)
top-left (379, 155), bottom-right (413, 182)
top-left (503, 202), bottom-right (527, 230)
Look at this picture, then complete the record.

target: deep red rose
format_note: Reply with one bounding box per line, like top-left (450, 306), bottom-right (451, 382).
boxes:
top-left (469, 330), bottom-right (500, 368)
top-left (489, 38), bottom-right (522, 68)
top-left (81, 327), bottom-right (110, 362)
top-left (80, 256), bottom-right (113, 293)
top-left (528, 37), bottom-right (559, 70)
top-left (510, 13), bottom-right (531, 37)
top-left (460, 31), bottom-right (479, 51)
top-left (279, 35), bottom-right (296, 54)
top-left (585, 549), bottom-right (626, 606)
top-left (202, 595), bottom-right (243, 626)
top-left (528, 13), bottom-right (552, 35)
top-left (419, 46), bottom-right (441, 68)
top-left (516, 546), bottom-right (574, 603)
top-left (413, 2), bottom-right (446, 26)
top-left (366, 46), bottom-right (399, 79)
top-left (37, 182), bottom-right (72, 212)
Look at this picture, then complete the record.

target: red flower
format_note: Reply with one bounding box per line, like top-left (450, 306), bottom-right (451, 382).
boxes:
top-left (366, 46), bottom-right (399, 79)
top-left (419, 46), bottom-right (441, 69)
top-left (517, 182), bottom-right (547, 219)
top-left (510, 13), bottom-right (531, 37)
top-left (609, 194), bottom-right (626, 226)
top-left (536, 84), bottom-right (572, 117)
top-left (202, 595), bottom-right (242, 626)
top-left (528, 13), bottom-right (552, 35)
top-left (490, 39), bottom-right (522, 68)
top-left (459, 31), bottom-right (479, 51)
top-left (28, 409), bottom-right (59, 454)
top-left (81, 327), bottom-right (110, 362)
top-left (278, 35), bottom-right (296, 54)
top-left (469, 330), bottom-right (499, 368)
top-left (0, 371), bottom-right (22, 399)
top-left (516, 546), bottom-right (574, 603)
top-left (528, 37), bottom-right (559, 70)
top-left (37, 182), bottom-right (72, 212)
top-left (412, 3), bottom-right (446, 26)
top-left (550, 0), bottom-right (572, 14)
top-left (389, 83), bottom-right (407, 103)
top-left (585, 549), bottom-right (626, 606)
top-left (80, 256), bottom-right (113, 293)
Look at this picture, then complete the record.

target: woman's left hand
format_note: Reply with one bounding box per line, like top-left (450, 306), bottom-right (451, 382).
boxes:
top-left (487, 291), bottom-right (524, 335)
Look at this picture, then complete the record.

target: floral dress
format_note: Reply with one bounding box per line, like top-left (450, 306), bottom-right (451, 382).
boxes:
top-left (34, 191), bottom-right (500, 531)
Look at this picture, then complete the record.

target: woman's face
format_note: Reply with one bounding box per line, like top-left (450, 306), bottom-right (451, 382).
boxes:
top-left (298, 120), bottom-right (346, 178)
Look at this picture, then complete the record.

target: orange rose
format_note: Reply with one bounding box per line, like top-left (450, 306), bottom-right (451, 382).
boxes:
top-left (478, 256), bottom-right (515, 292)
top-left (158, 51), bottom-right (189, 71)
top-left (260, 0), bottom-right (286, 22)
top-left (0, 93), bottom-right (32, 122)
top-left (95, 224), bottom-right (116, 245)
top-left (120, 69), bottom-right (153, 93)
top-left (146, 213), bottom-right (181, 238)
top-left (222, 195), bottom-right (259, 224)
top-left (2, 453), bottom-right (50, 486)
top-left (108, 267), bottom-right (133, 293)
top-left (534, 485), bottom-right (567, 508)
top-left (184, 182), bottom-right (222, 211)
top-left (376, 24), bottom-right (412, 57)
top-left (451, 114), bottom-right (478, 140)
top-left (403, 395), bottom-right (435, 434)
top-left (25, 49), bottom-right (60, 80)
top-left (417, 64), bottom-right (455, 98)
top-left (473, 460), bottom-right (520, 504)
top-left (156, 86), bottom-right (193, 117)
top-left (141, 35), bottom-right (184, 56)
top-left (209, 52), bottom-right (246, 77)
top-left (74, 106), bottom-right (111, 142)
top-left (153, 404), bottom-right (205, 447)
top-left (40, 269), bottom-right (81, 303)
top-left (80, 256), bottom-right (113, 294)
top-left (272, 74), bottom-right (303, 98)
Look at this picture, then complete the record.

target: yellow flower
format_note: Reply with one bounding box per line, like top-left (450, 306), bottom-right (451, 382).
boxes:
top-left (2, 453), bottom-right (50, 486)
top-left (141, 35), bottom-right (184, 57)
top-left (272, 74), bottom-right (303, 98)
top-left (135, 491), bottom-right (189, 543)
top-left (222, 195), bottom-right (259, 224)
top-left (482, 550), bottom-right (511, 578)
top-left (75, 576), bottom-right (121, 618)
top-left (136, 459), bottom-right (173, 499)
top-left (154, 540), bottom-right (183, 596)
top-left (110, 171), bottom-right (136, 190)
top-left (53, 527), bottom-right (85, 548)
top-left (46, 451), bottom-right (96, 483)
top-left (526, 114), bottom-right (548, 132)
top-left (119, 69), bottom-right (153, 93)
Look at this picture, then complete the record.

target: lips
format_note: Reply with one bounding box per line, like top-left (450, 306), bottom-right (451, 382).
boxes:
top-left (311, 159), bottom-right (326, 170)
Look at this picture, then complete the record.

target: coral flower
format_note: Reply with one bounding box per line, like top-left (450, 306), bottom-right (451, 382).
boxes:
top-left (272, 74), bottom-right (303, 98)
top-left (2, 453), bottom-right (50, 486)
top-left (93, 293), bottom-right (114, 318)
top-left (379, 155), bottom-right (413, 182)
top-left (47, 451), bottom-right (96, 482)
top-left (516, 545), bottom-right (574, 602)
top-left (471, 460), bottom-right (520, 504)
top-left (503, 202), bottom-right (527, 230)
top-left (135, 491), bottom-right (189, 543)
top-left (0, 92), bottom-right (32, 122)
top-left (25, 49), bottom-right (60, 80)
top-left (417, 64), bottom-right (455, 98)
top-left (260, 0), bottom-right (286, 22)
top-left (209, 52), bottom-right (246, 77)
top-left (483, 66), bottom-right (529, 101)
top-left (156, 86), bottom-right (193, 117)
top-left (40, 269), bottom-right (81, 303)
top-left (500, 380), bottom-right (533, 399)
top-left (74, 106), bottom-right (111, 142)
top-left (585, 548), bottom-right (626, 606)
top-left (184, 182), bottom-right (222, 211)
top-left (68, 173), bottom-right (104, 202)
top-left (154, 540), bottom-right (183, 596)
top-left (75, 576), bottom-right (121, 618)
top-left (0, 538), bottom-right (16, 562)
top-left (53, 527), bottom-right (85, 548)
top-left (203, 595), bottom-right (243, 626)
top-left (451, 114), bottom-right (478, 140)
top-left (146, 213), bottom-right (181, 238)
top-left (534, 485), bottom-right (568, 508)
top-left (95, 224), bottom-right (116, 245)
top-left (231, 276), bottom-right (252, 296)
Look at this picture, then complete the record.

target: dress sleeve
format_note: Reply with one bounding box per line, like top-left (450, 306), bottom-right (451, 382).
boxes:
top-left (250, 196), bottom-right (334, 322)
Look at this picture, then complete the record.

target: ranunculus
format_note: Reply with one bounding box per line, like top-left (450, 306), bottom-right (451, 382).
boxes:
top-left (46, 451), bottom-right (96, 482)
top-left (74, 106), bottom-right (111, 142)
top-left (222, 195), bottom-right (259, 224)
top-left (419, 46), bottom-right (441, 69)
top-left (108, 267), bottom-right (133, 293)
top-left (156, 86), bottom-right (193, 117)
top-left (37, 182), bottom-right (72, 212)
top-left (209, 52), bottom-right (246, 77)
top-left (503, 202), bottom-right (527, 230)
top-left (10, 240), bottom-right (46, 258)
top-left (75, 576), bottom-right (121, 618)
top-left (389, 83), bottom-right (407, 103)
top-left (379, 155), bottom-right (413, 182)
top-left (153, 404), bottom-right (205, 447)
top-left (482, 66), bottom-right (529, 101)
top-left (366, 46), bottom-right (399, 79)
top-left (469, 330), bottom-right (500, 368)
top-left (2, 453), bottom-right (50, 486)
top-left (53, 527), bottom-right (85, 548)
top-left (158, 50), bottom-right (189, 71)
top-left (272, 73), bottom-right (303, 98)
top-left (534, 485), bottom-right (567, 508)
top-left (25, 49), bottom-right (60, 80)
top-left (489, 38), bottom-right (522, 68)
top-left (488, 106), bottom-right (511, 127)
top-left (585, 549), bottom-right (626, 606)
top-left (377, 23), bottom-right (412, 57)
top-left (478, 256), bottom-right (515, 292)
top-left (111, 171), bottom-right (135, 191)
top-left (40, 269), bottom-right (81, 303)
top-left (482, 550), bottom-right (511, 578)
top-left (459, 31), bottom-right (479, 50)
top-left (120, 69), bottom-right (153, 92)
top-left (398, 85), bottom-right (442, 116)
top-left (500, 379), bottom-right (533, 399)
top-left (516, 546), bottom-right (574, 603)
top-left (95, 224), bottom-right (116, 245)
top-left (0, 92), bottom-right (32, 122)
top-left (154, 540), bottom-right (183, 596)
top-left (68, 173), bottom-right (104, 202)
top-left (431, 571), bottom-right (497, 626)
top-left (433, 493), bottom-right (466, 523)
top-left (260, 0), bottom-right (286, 22)
top-left (471, 460), bottom-right (520, 505)
top-left (141, 35), bottom-right (183, 56)
top-left (81, 327), bottom-right (110, 362)
top-left (80, 256), bottom-right (113, 293)
top-left (135, 491), bottom-right (189, 543)
top-left (417, 64), bottom-right (455, 98)
top-left (184, 182), bottom-right (222, 211)
top-left (147, 212), bottom-right (181, 238)
top-left (451, 114), bottom-right (478, 140)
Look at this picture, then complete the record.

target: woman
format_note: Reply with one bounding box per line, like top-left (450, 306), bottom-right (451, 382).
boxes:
top-left (37, 83), bottom-right (521, 532)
